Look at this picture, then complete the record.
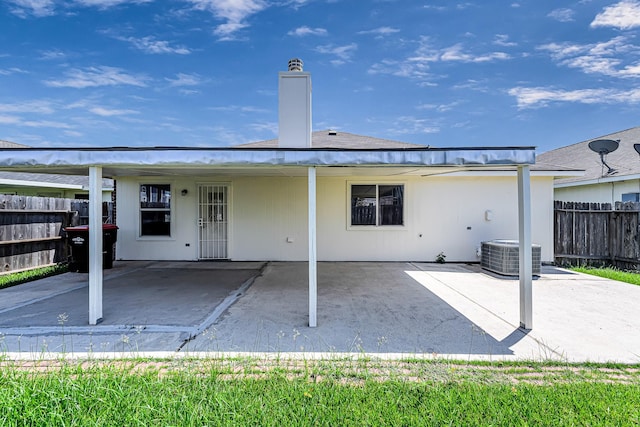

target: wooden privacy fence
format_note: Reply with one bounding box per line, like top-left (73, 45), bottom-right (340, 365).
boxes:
top-left (0, 195), bottom-right (113, 273)
top-left (554, 200), bottom-right (640, 269)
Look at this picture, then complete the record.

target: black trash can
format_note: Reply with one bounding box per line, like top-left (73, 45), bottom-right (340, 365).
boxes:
top-left (65, 224), bottom-right (119, 272)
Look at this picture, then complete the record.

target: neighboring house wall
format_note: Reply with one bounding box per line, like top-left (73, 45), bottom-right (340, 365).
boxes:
top-left (0, 185), bottom-right (113, 201)
top-left (555, 179), bottom-right (640, 204)
top-left (115, 173), bottom-right (554, 263)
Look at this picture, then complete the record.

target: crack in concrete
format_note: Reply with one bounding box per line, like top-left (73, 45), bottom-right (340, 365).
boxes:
top-left (176, 262), bottom-right (268, 351)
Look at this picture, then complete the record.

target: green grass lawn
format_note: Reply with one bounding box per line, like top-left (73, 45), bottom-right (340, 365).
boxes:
top-left (1, 358), bottom-right (639, 426)
top-left (571, 266), bottom-right (640, 286)
top-left (0, 264), bottom-right (68, 290)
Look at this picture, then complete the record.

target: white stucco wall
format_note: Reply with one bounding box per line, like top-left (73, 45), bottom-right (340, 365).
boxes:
top-left (115, 173), bottom-right (555, 263)
top-left (555, 179), bottom-right (640, 204)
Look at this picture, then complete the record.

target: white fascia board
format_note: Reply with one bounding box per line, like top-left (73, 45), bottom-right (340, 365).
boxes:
top-left (0, 147), bottom-right (536, 168)
top-left (420, 170), bottom-right (575, 178)
top-left (555, 173), bottom-right (640, 188)
top-left (0, 178), bottom-right (83, 190)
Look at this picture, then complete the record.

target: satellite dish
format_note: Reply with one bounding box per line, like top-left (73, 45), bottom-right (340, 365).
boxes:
top-left (588, 139), bottom-right (619, 175)
top-left (634, 144), bottom-right (640, 156)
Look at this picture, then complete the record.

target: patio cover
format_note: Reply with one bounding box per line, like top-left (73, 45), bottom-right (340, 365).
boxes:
top-left (0, 146), bottom-right (536, 330)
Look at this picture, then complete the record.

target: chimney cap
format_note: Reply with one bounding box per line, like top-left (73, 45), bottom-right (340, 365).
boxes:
top-left (288, 58), bottom-right (304, 72)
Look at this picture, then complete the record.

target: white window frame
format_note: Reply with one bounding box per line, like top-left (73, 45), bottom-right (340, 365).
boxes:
top-left (138, 182), bottom-right (175, 240)
top-left (347, 181), bottom-right (407, 230)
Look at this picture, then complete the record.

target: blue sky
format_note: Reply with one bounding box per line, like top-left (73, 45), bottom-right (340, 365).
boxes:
top-left (1, 0), bottom-right (640, 152)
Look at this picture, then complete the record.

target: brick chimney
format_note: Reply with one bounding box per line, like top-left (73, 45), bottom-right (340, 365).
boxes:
top-left (278, 58), bottom-right (312, 148)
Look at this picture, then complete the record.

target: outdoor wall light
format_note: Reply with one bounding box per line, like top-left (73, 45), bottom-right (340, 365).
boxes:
top-left (181, 189), bottom-right (188, 196)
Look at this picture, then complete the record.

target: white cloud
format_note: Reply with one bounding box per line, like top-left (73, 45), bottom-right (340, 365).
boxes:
top-left (119, 36), bottom-right (191, 54)
top-left (548, 8), bottom-right (575, 22)
top-left (368, 59), bottom-right (432, 81)
top-left (538, 36), bottom-right (640, 78)
top-left (186, 0), bottom-right (268, 39)
top-left (0, 67), bottom-right (28, 76)
top-left (408, 38), bottom-right (510, 63)
top-left (316, 43), bottom-right (357, 63)
top-left (591, 0), bottom-right (640, 30)
top-left (357, 27), bottom-right (400, 36)
top-left (39, 49), bottom-right (67, 60)
top-left (166, 73), bottom-right (202, 87)
top-left (456, 3), bottom-right (475, 10)
top-left (0, 114), bottom-right (73, 129)
top-left (439, 44), bottom-right (510, 62)
top-left (417, 101), bottom-right (462, 112)
top-left (179, 89), bottom-right (200, 95)
top-left (0, 100), bottom-right (55, 114)
top-left (21, 119), bottom-right (73, 129)
top-left (370, 37), bottom-right (511, 87)
top-left (89, 106), bottom-right (139, 116)
top-left (0, 115), bottom-right (21, 125)
top-left (493, 34), bottom-right (517, 47)
top-left (73, 0), bottom-right (152, 9)
top-left (248, 121), bottom-right (277, 135)
top-left (390, 116), bottom-right (440, 135)
top-left (211, 105), bottom-right (268, 113)
top-left (283, 0), bottom-right (310, 8)
top-left (508, 86), bottom-right (640, 108)
top-left (64, 130), bottom-right (84, 137)
top-left (288, 26), bottom-right (327, 37)
top-left (44, 66), bottom-right (149, 88)
top-left (6, 0), bottom-right (55, 17)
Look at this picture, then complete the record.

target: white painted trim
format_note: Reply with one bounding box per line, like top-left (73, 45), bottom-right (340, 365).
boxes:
top-left (422, 170), bottom-right (582, 178)
top-left (308, 167), bottom-right (317, 327)
top-left (196, 183), bottom-right (232, 260)
top-left (136, 181), bottom-right (175, 240)
top-left (196, 182), bottom-right (233, 259)
top-left (517, 165), bottom-right (533, 330)
top-left (88, 166), bottom-right (103, 325)
top-left (346, 181), bottom-right (408, 230)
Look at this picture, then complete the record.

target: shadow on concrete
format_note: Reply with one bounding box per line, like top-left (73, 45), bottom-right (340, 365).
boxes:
top-left (0, 261), bottom-right (532, 356)
top-left (185, 262), bottom-right (530, 356)
top-left (0, 263), bottom-right (262, 328)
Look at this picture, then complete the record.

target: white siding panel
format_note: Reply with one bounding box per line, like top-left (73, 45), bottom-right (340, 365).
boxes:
top-left (555, 179), bottom-right (640, 204)
top-left (232, 177), bottom-right (308, 261)
top-left (116, 177), bottom-right (199, 261)
top-left (115, 174), bottom-right (555, 263)
top-left (316, 175), bottom-right (553, 263)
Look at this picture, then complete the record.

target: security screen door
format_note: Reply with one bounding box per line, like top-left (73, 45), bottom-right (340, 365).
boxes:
top-left (198, 184), bottom-right (228, 259)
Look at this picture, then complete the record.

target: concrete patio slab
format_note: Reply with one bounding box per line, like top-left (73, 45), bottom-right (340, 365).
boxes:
top-left (0, 261), bottom-right (639, 363)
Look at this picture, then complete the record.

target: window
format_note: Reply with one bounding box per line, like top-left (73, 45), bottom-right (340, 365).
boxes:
top-left (140, 184), bottom-right (171, 236)
top-left (351, 184), bottom-right (404, 226)
top-left (622, 193), bottom-right (640, 203)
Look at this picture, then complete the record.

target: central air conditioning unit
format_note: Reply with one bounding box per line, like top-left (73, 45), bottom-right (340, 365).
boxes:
top-left (481, 240), bottom-right (541, 276)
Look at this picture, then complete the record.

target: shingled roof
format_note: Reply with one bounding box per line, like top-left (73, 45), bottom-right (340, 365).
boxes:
top-left (0, 140), bottom-right (29, 149)
top-left (237, 130), bottom-right (426, 149)
top-left (537, 126), bottom-right (640, 185)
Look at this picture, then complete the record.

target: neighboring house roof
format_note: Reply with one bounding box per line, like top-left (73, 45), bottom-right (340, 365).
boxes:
top-left (0, 140), bottom-right (29, 148)
top-left (537, 126), bottom-right (640, 186)
top-left (0, 171), bottom-right (114, 191)
top-left (237, 130), bottom-right (425, 149)
top-left (0, 139), bottom-right (114, 191)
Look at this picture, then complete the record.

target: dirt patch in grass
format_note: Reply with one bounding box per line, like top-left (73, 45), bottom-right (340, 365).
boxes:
top-left (2, 357), bottom-right (639, 385)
